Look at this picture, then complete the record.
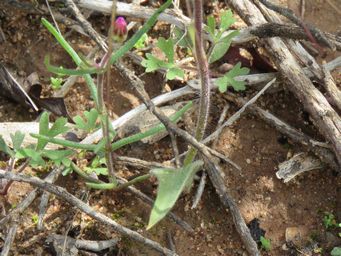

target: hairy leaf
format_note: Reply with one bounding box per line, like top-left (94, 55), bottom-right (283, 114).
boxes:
top-left (157, 37), bottom-right (174, 63)
top-left (147, 160), bottom-right (203, 229)
top-left (206, 15), bottom-right (216, 38)
top-left (209, 30), bottom-right (239, 64)
top-left (331, 247), bottom-right (341, 256)
top-left (0, 136), bottom-right (14, 157)
top-left (166, 67), bottom-right (184, 80)
top-left (10, 131), bottom-right (25, 151)
top-left (220, 10), bottom-right (235, 31)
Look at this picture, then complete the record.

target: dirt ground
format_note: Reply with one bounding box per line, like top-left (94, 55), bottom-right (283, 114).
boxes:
top-left (0, 0), bottom-right (340, 256)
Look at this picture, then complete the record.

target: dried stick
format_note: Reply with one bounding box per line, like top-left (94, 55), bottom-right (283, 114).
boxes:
top-left (48, 234), bottom-right (119, 251)
top-left (204, 78), bottom-right (276, 144)
top-left (191, 171), bottom-right (206, 209)
top-left (204, 161), bottom-right (260, 255)
top-left (45, 0), bottom-right (61, 34)
top-left (115, 155), bottom-right (172, 169)
top-left (63, 0), bottom-right (107, 51)
top-left (0, 168), bottom-right (62, 227)
top-left (227, 0), bottom-right (341, 167)
top-left (76, 0), bottom-right (341, 49)
top-left (257, 0), bottom-right (334, 50)
top-left (322, 66), bottom-right (341, 112)
top-left (226, 94), bottom-right (339, 170)
top-left (1, 225), bottom-right (18, 256)
top-left (114, 62), bottom-right (240, 170)
top-left (0, 170), bottom-right (177, 256)
top-left (325, 0), bottom-right (341, 15)
top-left (0, 26), bottom-right (6, 43)
top-left (37, 168), bottom-right (62, 230)
top-left (116, 176), bottom-right (194, 233)
top-left (80, 56), bottom-right (340, 146)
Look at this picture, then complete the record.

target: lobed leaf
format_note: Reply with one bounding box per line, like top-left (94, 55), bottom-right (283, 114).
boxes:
top-left (220, 10), bottom-right (235, 31)
top-left (215, 62), bottom-right (250, 92)
top-left (157, 37), bottom-right (175, 63)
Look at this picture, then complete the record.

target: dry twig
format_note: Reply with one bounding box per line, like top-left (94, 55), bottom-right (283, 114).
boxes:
top-left (0, 170), bottom-right (177, 256)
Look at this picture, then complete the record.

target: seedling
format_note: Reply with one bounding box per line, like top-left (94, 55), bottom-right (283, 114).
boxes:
top-left (134, 33), bottom-right (148, 49)
top-left (50, 76), bottom-right (63, 90)
top-left (323, 212), bottom-right (337, 229)
top-left (0, 1), bottom-right (249, 231)
top-left (260, 235), bottom-right (271, 251)
top-left (142, 37), bottom-right (184, 80)
top-left (331, 247), bottom-right (341, 256)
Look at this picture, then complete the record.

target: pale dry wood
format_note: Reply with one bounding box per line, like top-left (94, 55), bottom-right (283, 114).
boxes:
top-left (276, 153), bottom-right (323, 183)
top-left (0, 225), bottom-right (18, 256)
top-left (76, 0), bottom-right (341, 48)
top-left (0, 170), bottom-right (177, 256)
top-left (227, 0), bottom-right (341, 167)
top-left (47, 234), bottom-right (119, 252)
top-left (322, 66), bottom-right (341, 112)
top-left (225, 95), bottom-right (339, 170)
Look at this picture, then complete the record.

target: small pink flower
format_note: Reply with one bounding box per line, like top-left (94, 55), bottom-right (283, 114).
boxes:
top-left (113, 17), bottom-right (127, 43)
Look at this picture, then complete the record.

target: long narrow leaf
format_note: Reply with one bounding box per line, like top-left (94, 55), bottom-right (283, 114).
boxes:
top-left (44, 55), bottom-right (104, 76)
top-left (41, 18), bottom-right (98, 106)
top-left (109, 0), bottom-right (173, 66)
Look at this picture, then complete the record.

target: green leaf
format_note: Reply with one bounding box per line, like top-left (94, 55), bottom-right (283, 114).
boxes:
top-left (51, 77), bottom-right (63, 90)
top-left (166, 67), bottom-right (184, 80)
top-left (85, 167), bottom-right (108, 176)
top-left (62, 167), bottom-right (73, 176)
top-left (220, 10), bottom-right (235, 31)
top-left (147, 160), bottom-right (203, 229)
top-left (73, 108), bottom-right (99, 133)
top-left (42, 149), bottom-right (74, 161)
top-left (141, 53), bottom-right (168, 72)
top-left (16, 148), bottom-right (45, 167)
top-left (48, 117), bottom-right (69, 137)
top-left (93, 138), bottom-right (106, 154)
top-left (215, 62), bottom-right (250, 92)
top-left (36, 113), bottom-right (70, 150)
top-left (62, 158), bottom-right (72, 167)
top-left (109, 0), bottom-right (173, 66)
top-left (157, 37), bottom-right (175, 63)
top-left (206, 15), bottom-right (216, 38)
top-left (45, 55), bottom-right (103, 76)
top-left (331, 247), bottom-right (341, 256)
top-left (173, 27), bottom-right (191, 48)
top-left (209, 30), bottom-right (239, 63)
top-left (10, 131), bottom-right (25, 151)
top-left (260, 236), bottom-right (271, 251)
top-left (37, 112), bottom-right (50, 150)
top-left (134, 33), bottom-right (148, 49)
top-left (0, 136), bottom-right (14, 157)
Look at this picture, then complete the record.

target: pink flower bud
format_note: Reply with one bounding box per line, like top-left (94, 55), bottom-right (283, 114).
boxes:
top-left (112, 17), bottom-right (127, 43)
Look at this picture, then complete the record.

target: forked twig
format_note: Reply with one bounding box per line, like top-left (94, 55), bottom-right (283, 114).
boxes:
top-left (0, 170), bottom-right (177, 256)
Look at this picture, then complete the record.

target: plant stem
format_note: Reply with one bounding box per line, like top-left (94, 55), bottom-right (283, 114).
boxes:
top-left (86, 174), bottom-right (150, 190)
top-left (97, 0), bottom-right (118, 183)
top-left (41, 18), bottom-right (98, 106)
top-left (29, 101), bottom-right (192, 152)
top-left (184, 0), bottom-right (211, 165)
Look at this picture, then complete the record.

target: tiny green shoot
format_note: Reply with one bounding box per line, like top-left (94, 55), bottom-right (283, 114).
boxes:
top-left (260, 236), bottom-right (271, 251)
